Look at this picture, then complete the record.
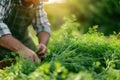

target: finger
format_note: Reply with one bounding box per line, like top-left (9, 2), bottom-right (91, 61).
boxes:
top-left (36, 55), bottom-right (41, 62)
top-left (36, 45), bottom-right (41, 51)
top-left (37, 46), bottom-right (47, 54)
top-left (20, 55), bottom-right (34, 62)
top-left (40, 48), bottom-right (47, 54)
top-left (33, 54), bottom-right (40, 63)
top-left (23, 53), bottom-right (35, 62)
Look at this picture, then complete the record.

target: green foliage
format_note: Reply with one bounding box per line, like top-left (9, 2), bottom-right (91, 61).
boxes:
top-left (5, 58), bottom-right (40, 75)
top-left (0, 62), bottom-right (93, 80)
top-left (47, 24), bottom-right (120, 79)
top-left (1, 20), bottom-right (120, 79)
top-left (45, 0), bottom-right (120, 35)
top-left (91, 0), bottom-right (120, 35)
top-left (47, 26), bottom-right (120, 73)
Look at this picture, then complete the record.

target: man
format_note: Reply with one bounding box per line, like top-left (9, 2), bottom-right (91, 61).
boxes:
top-left (0, 0), bottom-right (51, 62)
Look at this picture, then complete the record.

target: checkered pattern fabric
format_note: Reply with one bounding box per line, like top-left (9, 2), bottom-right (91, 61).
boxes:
top-left (3, 0), bottom-right (37, 41)
top-left (0, 0), bottom-right (51, 37)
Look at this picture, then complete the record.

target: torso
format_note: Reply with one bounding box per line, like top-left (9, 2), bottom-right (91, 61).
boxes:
top-left (0, 0), bottom-right (37, 60)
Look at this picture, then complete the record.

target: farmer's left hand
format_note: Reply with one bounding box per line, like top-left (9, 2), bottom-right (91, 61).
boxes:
top-left (36, 43), bottom-right (47, 60)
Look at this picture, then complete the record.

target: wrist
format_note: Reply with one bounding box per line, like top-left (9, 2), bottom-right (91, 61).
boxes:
top-left (37, 32), bottom-right (50, 46)
top-left (39, 42), bottom-right (47, 46)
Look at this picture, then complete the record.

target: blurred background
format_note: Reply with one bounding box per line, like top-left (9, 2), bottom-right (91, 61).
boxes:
top-left (44, 0), bottom-right (120, 35)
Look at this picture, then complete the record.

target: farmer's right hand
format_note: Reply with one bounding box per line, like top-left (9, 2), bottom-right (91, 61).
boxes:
top-left (19, 48), bottom-right (40, 63)
top-left (0, 35), bottom-right (40, 62)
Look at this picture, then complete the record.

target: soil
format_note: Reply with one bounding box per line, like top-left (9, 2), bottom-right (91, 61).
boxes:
top-left (0, 59), bottom-right (16, 69)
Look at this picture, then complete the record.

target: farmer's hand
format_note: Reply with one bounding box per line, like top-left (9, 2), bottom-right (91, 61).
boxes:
top-left (19, 48), bottom-right (40, 63)
top-left (36, 43), bottom-right (47, 60)
top-left (0, 35), bottom-right (40, 62)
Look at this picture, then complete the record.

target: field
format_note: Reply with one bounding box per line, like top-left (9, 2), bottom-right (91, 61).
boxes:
top-left (0, 19), bottom-right (120, 80)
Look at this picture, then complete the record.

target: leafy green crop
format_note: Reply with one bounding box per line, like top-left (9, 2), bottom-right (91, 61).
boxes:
top-left (0, 18), bottom-right (120, 80)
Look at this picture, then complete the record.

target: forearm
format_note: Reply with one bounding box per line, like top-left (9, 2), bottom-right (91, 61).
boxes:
top-left (0, 35), bottom-right (28, 52)
top-left (37, 32), bottom-right (50, 45)
top-left (0, 35), bottom-right (40, 62)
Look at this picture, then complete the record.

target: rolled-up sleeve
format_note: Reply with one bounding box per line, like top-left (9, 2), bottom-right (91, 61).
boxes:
top-left (0, 22), bottom-right (11, 37)
top-left (0, 1), bottom-right (11, 37)
top-left (32, 1), bottom-right (51, 35)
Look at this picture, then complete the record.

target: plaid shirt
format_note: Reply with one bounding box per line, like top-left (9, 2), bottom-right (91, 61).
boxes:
top-left (0, 0), bottom-right (51, 37)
